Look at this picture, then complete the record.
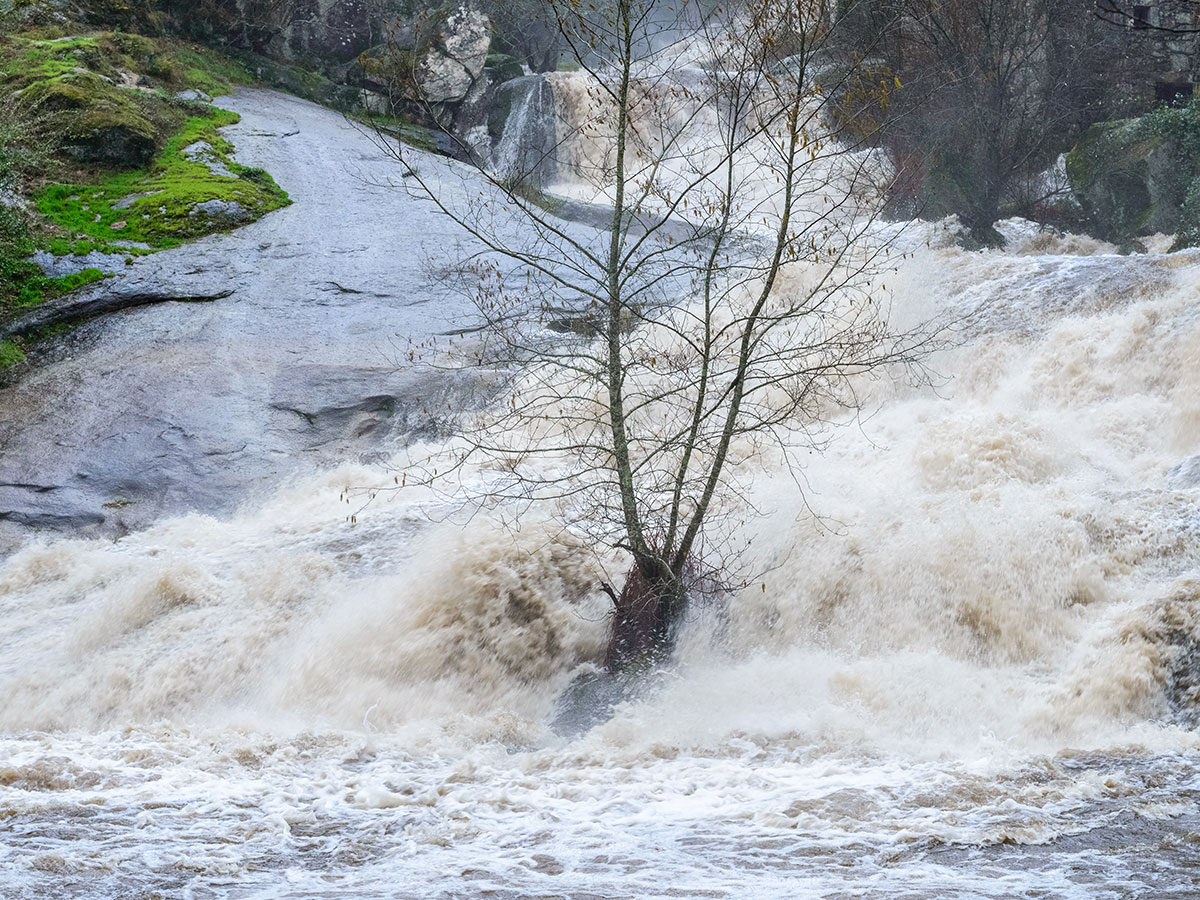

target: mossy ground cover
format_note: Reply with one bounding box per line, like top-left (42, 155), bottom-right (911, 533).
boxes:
top-left (37, 107), bottom-right (290, 251)
top-left (0, 30), bottom-right (252, 97)
top-left (0, 24), bottom-right (283, 365)
top-left (0, 338), bottom-right (26, 367)
top-left (347, 108), bottom-right (439, 152)
top-left (0, 261), bottom-right (106, 367)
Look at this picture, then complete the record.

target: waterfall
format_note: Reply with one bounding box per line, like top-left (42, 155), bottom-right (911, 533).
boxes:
top-left (491, 74), bottom-right (559, 188)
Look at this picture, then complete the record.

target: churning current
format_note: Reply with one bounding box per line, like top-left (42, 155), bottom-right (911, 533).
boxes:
top-left (3, 88), bottom-right (1200, 898)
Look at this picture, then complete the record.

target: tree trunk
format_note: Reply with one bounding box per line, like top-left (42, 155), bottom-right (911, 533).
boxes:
top-left (604, 563), bottom-right (687, 673)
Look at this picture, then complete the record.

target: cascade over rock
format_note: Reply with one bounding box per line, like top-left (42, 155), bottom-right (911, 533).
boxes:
top-left (491, 74), bottom-right (558, 187)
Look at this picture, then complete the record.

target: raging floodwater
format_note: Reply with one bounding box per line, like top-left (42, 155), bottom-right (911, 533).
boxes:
top-left (5, 104), bottom-right (1200, 898)
top-left (4, 236), bottom-right (1200, 898)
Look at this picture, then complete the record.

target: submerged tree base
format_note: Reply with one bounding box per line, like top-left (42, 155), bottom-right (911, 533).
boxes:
top-left (604, 563), bottom-right (690, 674)
top-left (550, 664), bottom-right (677, 737)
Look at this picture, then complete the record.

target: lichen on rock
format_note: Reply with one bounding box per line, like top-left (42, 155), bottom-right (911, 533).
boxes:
top-left (413, 4), bottom-right (490, 103)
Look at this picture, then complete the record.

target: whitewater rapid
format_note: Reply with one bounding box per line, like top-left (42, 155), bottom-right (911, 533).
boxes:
top-left (6, 24), bottom-right (1200, 889)
top-left (4, 216), bottom-right (1200, 896)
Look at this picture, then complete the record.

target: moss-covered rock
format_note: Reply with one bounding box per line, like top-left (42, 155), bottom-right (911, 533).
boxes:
top-left (484, 52), bottom-right (524, 86)
top-left (37, 108), bottom-right (290, 248)
top-left (1066, 103), bottom-right (1200, 249)
top-left (0, 25), bottom-right (284, 322)
top-left (1, 27), bottom-right (260, 171)
top-left (231, 49), bottom-right (362, 110)
top-left (63, 0), bottom-right (166, 33)
top-left (2, 30), bottom-right (252, 98)
top-left (23, 72), bottom-right (160, 166)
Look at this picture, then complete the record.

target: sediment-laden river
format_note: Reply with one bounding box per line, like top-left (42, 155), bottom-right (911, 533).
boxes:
top-left (3, 87), bottom-right (1200, 899)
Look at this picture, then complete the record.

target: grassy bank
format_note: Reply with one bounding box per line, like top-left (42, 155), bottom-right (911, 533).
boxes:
top-left (0, 24), bottom-right (289, 366)
top-left (38, 107), bottom-right (288, 252)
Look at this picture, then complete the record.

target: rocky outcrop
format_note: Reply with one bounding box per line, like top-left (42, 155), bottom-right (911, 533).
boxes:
top-left (162, 0), bottom-right (512, 153)
top-left (23, 72), bottom-right (159, 167)
top-left (275, 0), bottom-right (377, 65)
top-left (160, 0), bottom-right (498, 98)
top-left (359, 4), bottom-right (493, 106)
top-left (0, 288), bottom-right (234, 342)
top-left (352, 3), bottom-right (516, 160)
top-left (1066, 104), bottom-right (1200, 250)
top-left (411, 4), bottom-right (490, 103)
top-left (30, 1), bottom-right (533, 167)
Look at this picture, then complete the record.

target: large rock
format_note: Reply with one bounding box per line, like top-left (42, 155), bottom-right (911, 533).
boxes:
top-left (23, 72), bottom-right (159, 167)
top-left (363, 2), bottom-right (492, 104)
top-left (275, 0), bottom-right (376, 65)
top-left (1066, 105), bottom-right (1200, 249)
top-left (412, 4), bottom-right (491, 103)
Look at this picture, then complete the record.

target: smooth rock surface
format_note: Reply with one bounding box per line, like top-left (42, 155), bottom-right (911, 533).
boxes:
top-left (187, 198), bottom-right (250, 222)
top-left (0, 88), bottom-right (578, 543)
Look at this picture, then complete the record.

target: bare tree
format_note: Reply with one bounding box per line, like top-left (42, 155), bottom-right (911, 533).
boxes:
top-left (850, 0), bottom-right (1093, 245)
top-left (367, 0), bottom-right (934, 672)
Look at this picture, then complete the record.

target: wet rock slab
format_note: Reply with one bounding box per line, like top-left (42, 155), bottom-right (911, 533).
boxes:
top-left (0, 89), bottom-right (532, 543)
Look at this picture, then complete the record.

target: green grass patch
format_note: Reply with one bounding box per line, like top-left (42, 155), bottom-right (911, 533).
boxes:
top-left (0, 30), bottom-right (261, 174)
top-left (13, 266), bottom-right (106, 308)
top-left (0, 339), bottom-right (26, 367)
top-left (37, 107), bottom-right (290, 249)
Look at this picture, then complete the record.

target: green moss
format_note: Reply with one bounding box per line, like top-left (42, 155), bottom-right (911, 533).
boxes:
top-left (13, 266), bottom-right (106, 308)
top-left (1, 35), bottom-right (111, 88)
top-left (37, 107), bottom-right (290, 249)
top-left (23, 71), bottom-right (162, 165)
top-left (169, 45), bottom-right (253, 96)
top-left (44, 235), bottom-right (150, 256)
top-left (484, 52), bottom-right (524, 84)
top-left (347, 109), bottom-right (438, 152)
top-left (2, 30), bottom-right (253, 98)
top-left (1066, 101), bottom-right (1200, 248)
top-left (0, 339), bottom-right (26, 367)
top-left (44, 266), bottom-right (105, 293)
top-left (0, 26), bottom-right (282, 334)
top-left (499, 177), bottom-right (565, 216)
